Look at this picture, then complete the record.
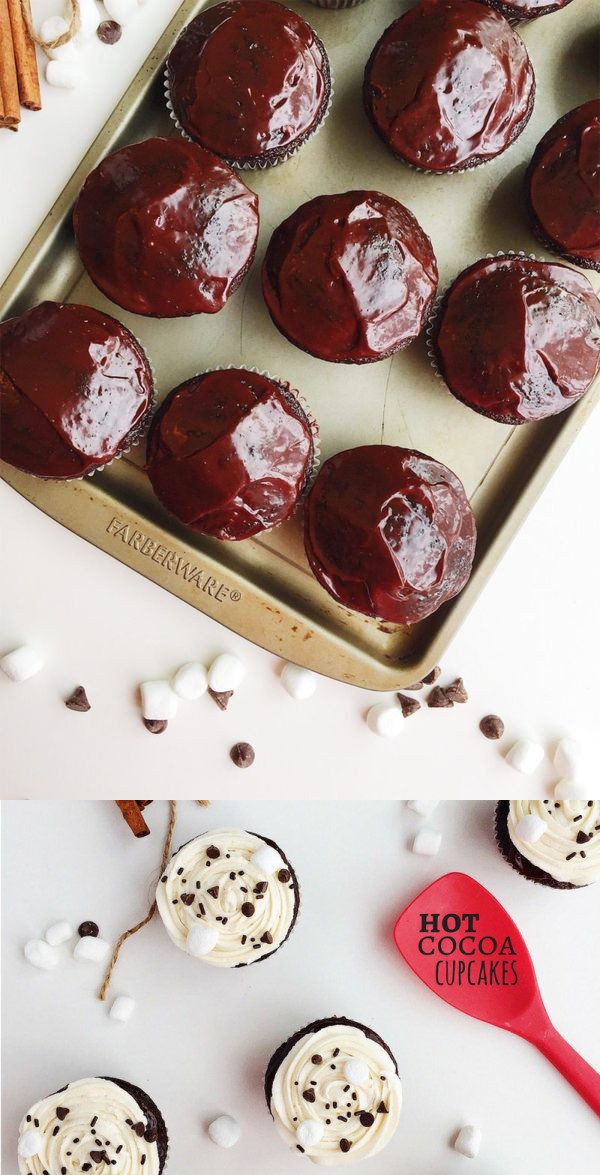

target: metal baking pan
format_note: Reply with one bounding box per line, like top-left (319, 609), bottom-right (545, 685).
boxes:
top-left (1, 0), bottom-right (598, 689)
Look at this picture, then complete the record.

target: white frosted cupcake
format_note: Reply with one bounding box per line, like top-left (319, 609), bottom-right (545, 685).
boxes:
top-left (495, 800), bottom-right (600, 889)
top-left (156, 828), bottom-right (300, 967)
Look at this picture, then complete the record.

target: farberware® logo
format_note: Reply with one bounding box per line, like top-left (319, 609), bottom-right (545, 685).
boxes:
top-left (105, 517), bottom-right (242, 603)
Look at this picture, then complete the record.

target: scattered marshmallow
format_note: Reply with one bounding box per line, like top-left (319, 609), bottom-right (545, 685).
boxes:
top-left (171, 662), bottom-right (208, 701)
top-left (208, 1114), bottom-right (241, 1149)
top-left (140, 680), bottom-right (179, 721)
top-left (515, 813), bottom-right (547, 844)
top-left (73, 935), bottom-right (110, 963)
top-left (76, 0), bottom-right (102, 41)
top-left (251, 844), bottom-right (284, 875)
top-left (110, 995), bottom-right (136, 1023)
top-left (45, 59), bottom-right (82, 88)
top-left (505, 739), bottom-right (545, 775)
top-left (44, 921), bottom-right (74, 947)
top-left (281, 662), bottom-right (318, 700)
top-left (296, 1120), bottom-right (325, 1149)
top-left (186, 925), bottom-right (219, 957)
top-left (18, 1131), bottom-right (43, 1159)
top-left (24, 939), bottom-right (59, 970)
top-left (40, 15), bottom-right (79, 60)
top-left (412, 827), bottom-right (442, 856)
top-left (553, 737), bottom-right (583, 781)
top-left (0, 645), bottom-right (44, 682)
top-left (554, 778), bottom-right (589, 802)
top-left (366, 702), bottom-right (403, 738)
top-left (344, 1059), bottom-right (369, 1086)
top-left (407, 800), bottom-right (439, 818)
top-left (454, 1124), bottom-right (482, 1158)
top-left (208, 652), bottom-right (246, 693)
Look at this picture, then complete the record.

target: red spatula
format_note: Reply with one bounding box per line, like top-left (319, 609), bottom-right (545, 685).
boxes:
top-left (394, 872), bottom-right (600, 1117)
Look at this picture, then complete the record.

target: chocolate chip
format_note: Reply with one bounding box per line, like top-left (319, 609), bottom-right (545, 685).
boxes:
top-left (260, 931), bottom-right (273, 944)
top-left (576, 830), bottom-right (593, 844)
top-left (55, 1107), bottom-right (70, 1120)
top-left (207, 886), bottom-right (220, 898)
top-left (230, 741), bottom-right (255, 768)
top-left (241, 902), bottom-right (255, 917)
top-left (479, 714), bottom-right (504, 740)
top-left (277, 868), bottom-right (291, 883)
top-left (422, 666), bottom-right (441, 684)
top-left (208, 688), bottom-right (233, 710)
top-left (427, 685), bottom-right (453, 708)
top-left (377, 1102), bottom-right (388, 1114)
top-left (397, 692), bottom-right (421, 717)
top-left (359, 1112), bottom-right (374, 1127)
top-left (339, 1139), bottom-right (352, 1152)
top-left (78, 921), bottom-right (99, 938)
top-left (206, 845), bottom-right (220, 859)
top-left (89, 1152), bottom-right (109, 1165)
top-left (143, 718), bottom-right (168, 734)
top-left (65, 686), bottom-right (91, 712)
top-left (444, 677), bottom-right (468, 703)
top-left (133, 1122), bottom-right (145, 1137)
top-left (311, 1054), bottom-right (323, 1065)
top-left (302, 1089), bottom-right (316, 1102)
top-left (180, 893), bottom-right (194, 906)
top-left (402, 680), bottom-right (424, 691)
top-left (254, 881), bottom-right (268, 894)
top-left (97, 19), bottom-right (122, 43)
top-left (144, 1126), bottom-right (158, 1143)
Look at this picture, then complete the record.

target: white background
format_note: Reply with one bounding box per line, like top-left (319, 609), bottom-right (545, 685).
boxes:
top-left (1, 0), bottom-right (599, 798)
top-left (2, 800), bottom-right (599, 1172)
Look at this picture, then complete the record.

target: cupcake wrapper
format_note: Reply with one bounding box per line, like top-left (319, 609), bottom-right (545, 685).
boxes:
top-left (493, 801), bottom-right (580, 891)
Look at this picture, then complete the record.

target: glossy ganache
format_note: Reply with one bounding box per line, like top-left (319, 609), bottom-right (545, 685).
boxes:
top-left (526, 100), bottom-right (600, 272)
top-left (363, 0), bottom-right (535, 173)
top-left (166, 1), bottom-right (331, 167)
top-left (304, 446), bottom-right (476, 625)
top-left (73, 137), bottom-right (260, 317)
top-left (433, 257), bottom-right (600, 425)
top-left (0, 302), bottom-right (153, 479)
top-left (262, 191), bottom-right (438, 363)
top-left (146, 368), bottom-right (315, 541)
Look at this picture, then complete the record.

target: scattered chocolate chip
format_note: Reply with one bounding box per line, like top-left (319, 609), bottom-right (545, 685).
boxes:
top-left (254, 881), bottom-right (268, 894)
top-left (78, 921), bottom-right (99, 938)
top-left (206, 845), bottom-right (220, 859)
top-left (397, 692), bottom-right (421, 717)
top-left (133, 1122), bottom-right (145, 1137)
top-left (444, 677), bottom-right (468, 703)
top-left (377, 1102), bottom-right (388, 1114)
top-left (402, 680), bottom-right (424, 691)
top-left (143, 718), bottom-right (168, 734)
top-left (479, 714), bottom-right (504, 740)
top-left (65, 686), bottom-right (91, 712)
top-left (422, 666), bottom-right (441, 684)
top-left (359, 1112), bottom-right (374, 1128)
top-left (241, 902), bottom-right (255, 917)
top-left (576, 830), bottom-right (593, 844)
top-left (302, 1089), bottom-right (316, 1102)
top-left (311, 1054), bottom-right (323, 1065)
top-left (230, 741), bottom-right (255, 768)
top-left (207, 886), bottom-right (220, 898)
top-left (97, 19), bottom-right (122, 43)
top-left (89, 1152), bottom-right (109, 1165)
top-left (208, 688), bottom-right (233, 711)
top-left (260, 931), bottom-right (273, 944)
top-left (55, 1107), bottom-right (70, 1120)
top-left (427, 685), bottom-right (453, 708)
top-left (180, 893), bottom-right (194, 906)
top-left (339, 1139), bottom-right (352, 1153)
top-left (144, 1126), bottom-right (158, 1143)
top-left (277, 869), bottom-right (291, 883)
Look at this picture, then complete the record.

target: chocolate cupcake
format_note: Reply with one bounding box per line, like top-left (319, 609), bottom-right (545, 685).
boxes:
top-left (304, 445), bottom-right (476, 625)
top-left (495, 800), bottom-right (600, 889)
top-left (432, 256), bottom-right (600, 425)
top-left (364, 0), bottom-right (535, 173)
top-left (265, 1016), bottom-right (402, 1163)
top-left (146, 367), bottom-right (316, 541)
top-left (156, 828), bottom-right (300, 967)
top-left (526, 101), bottom-right (600, 272)
top-left (17, 1076), bottom-right (168, 1174)
top-left (482, 0), bottom-right (574, 18)
top-left (262, 191), bottom-right (438, 363)
top-left (73, 137), bottom-right (260, 318)
top-left (0, 302), bottom-right (153, 479)
top-left (166, 1), bottom-right (331, 168)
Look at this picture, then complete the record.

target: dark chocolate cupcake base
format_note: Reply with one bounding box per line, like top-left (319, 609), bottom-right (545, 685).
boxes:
top-left (265, 1015), bottom-right (399, 1109)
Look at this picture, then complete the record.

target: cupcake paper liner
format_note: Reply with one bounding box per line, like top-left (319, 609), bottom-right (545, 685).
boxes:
top-left (493, 801), bottom-right (579, 891)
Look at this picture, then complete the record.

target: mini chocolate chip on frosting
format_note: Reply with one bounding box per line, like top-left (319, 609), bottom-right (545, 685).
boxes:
top-left (17, 1078), bottom-right (160, 1175)
top-left (156, 828), bottom-right (298, 968)
top-left (507, 800), bottom-right (600, 886)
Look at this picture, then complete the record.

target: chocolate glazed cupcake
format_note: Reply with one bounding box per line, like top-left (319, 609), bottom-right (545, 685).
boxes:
top-left (17, 1076), bottom-right (168, 1174)
top-left (265, 1016), bottom-right (402, 1163)
top-left (495, 800), bottom-right (600, 890)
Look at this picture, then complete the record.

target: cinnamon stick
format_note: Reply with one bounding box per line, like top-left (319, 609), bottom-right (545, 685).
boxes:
top-left (8, 0), bottom-right (40, 110)
top-left (116, 800), bottom-right (151, 839)
top-left (0, 0), bottom-right (20, 130)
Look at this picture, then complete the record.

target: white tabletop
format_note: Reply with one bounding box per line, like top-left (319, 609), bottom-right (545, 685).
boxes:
top-left (1, 1), bottom-right (599, 799)
top-left (2, 800), bottom-right (599, 1173)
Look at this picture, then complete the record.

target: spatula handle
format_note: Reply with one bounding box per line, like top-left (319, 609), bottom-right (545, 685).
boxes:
top-left (532, 1023), bottom-right (600, 1118)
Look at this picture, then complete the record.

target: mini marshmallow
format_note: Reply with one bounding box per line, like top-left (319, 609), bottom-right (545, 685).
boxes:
top-left (281, 662), bottom-right (318, 700)
top-left (366, 702), bottom-right (404, 738)
top-left (296, 1120), bottom-right (325, 1149)
top-left (76, 0), bottom-right (101, 41)
top-left (344, 1059), bottom-right (369, 1086)
top-left (554, 778), bottom-right (589, 802)
top-left (44, 921), bottom-right (74, 947)
top-left (515, 813), bottom-right (547, 844)
top-left (407, 800), bottom-right (439, 817)
top-left (553, 737), bottom-right (583, 781)
top-left (110, 995), bottom-right (136, 1022)
top-left (505, 739), bottom-right (545, 775)
top-left (24, 940), bottom-right (59, 970)
top-left (208, 1114), bottom-right (241, 1149)
top-left (208, 652), bottom-right (246, 693)
top-left (45, 59), bottom-right (82, 88)
top-left (40, 15), bottom-right (79, 60)
top-left (73, 935), bottom-right (110, 963)
top-left (171, 662), bottom-right (208, 701)
top-left (186, 925), bottom-right (219, 957)
top-left (103, 0), bottom-right (137, 23)
top-left (0, 645), bottom-right (44, 682)
top-left (454, 1124), bottom-right (482, 1158)
top-left (412, 827), bottom-right (442, 856)
top-left (18, 1131), bottom-right (43, 1159)
top-left (140, 680), bottom-right (179, 721)
top-left (251, 844), bottom-right (284, 875)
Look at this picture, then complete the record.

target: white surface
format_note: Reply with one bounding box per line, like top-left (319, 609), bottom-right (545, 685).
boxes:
top-left (1, 1), bottom-right (600, 797)
top-left (2, 800), bottom-right (599, 1172)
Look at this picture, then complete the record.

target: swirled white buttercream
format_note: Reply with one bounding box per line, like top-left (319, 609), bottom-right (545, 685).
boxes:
top-left (507, 800), bottom-right (600, 885)
top-left (17, 1077), bottom-right (160, 1175)
top-left (156, 828), bottom-right (298, 967)
top-left (270, 1021), bottom-right (402, 1165)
